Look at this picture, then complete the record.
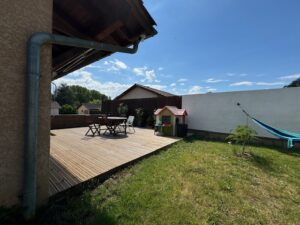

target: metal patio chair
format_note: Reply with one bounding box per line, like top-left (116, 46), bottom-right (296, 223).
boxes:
top-left (119, 116), bottom-right (135, 133)
top-left (85, 123), bottom-right (100, 136)
top-left (85, 115), bottom-right (108, 136)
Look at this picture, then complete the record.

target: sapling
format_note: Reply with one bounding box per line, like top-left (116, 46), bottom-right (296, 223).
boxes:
top-left (226, 125), bottom-right (257, 155)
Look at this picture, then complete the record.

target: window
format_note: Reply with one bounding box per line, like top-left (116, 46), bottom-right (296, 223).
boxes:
top-left (162, 116), bottom-right (171, 124)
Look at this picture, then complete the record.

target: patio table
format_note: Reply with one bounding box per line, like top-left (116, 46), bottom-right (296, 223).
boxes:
top-left (99, 116), bottom-right (127, 135)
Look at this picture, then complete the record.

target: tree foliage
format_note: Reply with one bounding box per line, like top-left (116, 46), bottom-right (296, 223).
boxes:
top-left (285, 78), bottom-right (300, 88)
top-left (54, 84), bottom-right (110, 109)
top-left (135, 108), bottom-right (145, 127)
top-left (59, 104), bottom-right (77, 114)
top-left (117, 103), bottom-right (128, 116)
top-left (226, 125), bottom-right (257, 153)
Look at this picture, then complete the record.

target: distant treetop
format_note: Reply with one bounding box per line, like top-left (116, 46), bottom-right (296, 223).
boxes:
top-left (285, 78), bottom-right (300, 88)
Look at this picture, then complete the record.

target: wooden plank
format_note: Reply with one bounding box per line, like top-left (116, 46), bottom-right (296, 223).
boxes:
top-left (49, 127), bottom-right (180, 195)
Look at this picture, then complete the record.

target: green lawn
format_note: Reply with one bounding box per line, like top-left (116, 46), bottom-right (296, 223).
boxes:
top-left (10, 138), bottom-right (300, 224)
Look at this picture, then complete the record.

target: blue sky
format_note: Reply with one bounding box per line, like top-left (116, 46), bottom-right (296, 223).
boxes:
top-left (54, 0), bottom-right (300, 98)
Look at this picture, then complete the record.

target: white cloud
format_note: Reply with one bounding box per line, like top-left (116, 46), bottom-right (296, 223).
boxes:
top-left (205, 78), bottom-right (228, 83)
top-left (226, 73), bottom-right (235, 77)
top-left (86, 64), bottom-right (103, 69)
top-left (53, 69), bottom-right (131, 98)
top-left (256, 82), bottom-right (285, 86)
top-left (113, 59), bottom-right (127, 70)
top-left (102, 59), bottom-right (128, 72)
top-left (133, 66), bottom-right (157, 82)
top-left (158, 67), bottom-right (164, 71)
top-left (278, 74), bottom-right (300, 80)
top-left (178, 78), bottom-right (187, 82)
top-left (170, 83), bottom-right (176, 87)
top-left (188, 85), bottom-right (203, 94)
top-left (206, 88), bottom-right (217, 92)
top-left (145, 84), bottom-right (167, 90)
top-left (179, 83), bottom-right (185, 86)
top-left (230, 81), bottom-right (254, 86)
top-left (226, 72), bottom-right (247, 77)
top-left (230, 81), bottom-right (285, 87)
top-left (133, 67), bottom-right (146, 76)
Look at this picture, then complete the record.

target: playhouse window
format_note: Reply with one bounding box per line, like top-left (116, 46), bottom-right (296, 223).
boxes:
top-left (162, 116), bottom-right (171, 124)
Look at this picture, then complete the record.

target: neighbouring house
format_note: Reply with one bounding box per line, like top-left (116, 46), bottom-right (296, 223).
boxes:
top-left (78, 103), bottom-right (101, 115)
top-left (102, 84), bottom-right (182, 125)
top-left (51, 101), bottom-right (61, 116)
top-left (0, 0), bottom-right (156, 214)
top-left (154, 106), bottom-right (188, 136)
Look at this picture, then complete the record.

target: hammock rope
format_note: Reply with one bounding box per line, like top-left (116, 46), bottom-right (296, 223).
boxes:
top-left (236, 102), bottom-right (300, 149)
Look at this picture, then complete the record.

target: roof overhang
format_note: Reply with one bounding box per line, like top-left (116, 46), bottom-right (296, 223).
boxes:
top-left (52, 0), bottom-right (157, 80)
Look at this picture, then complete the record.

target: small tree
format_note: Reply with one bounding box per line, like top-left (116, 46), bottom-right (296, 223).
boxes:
top-left (135, 108), bottom-right (144, 127)
top-left (117, 103), bottom-right (128, 116)
top-left (226, 125), bottom-right (257, 154)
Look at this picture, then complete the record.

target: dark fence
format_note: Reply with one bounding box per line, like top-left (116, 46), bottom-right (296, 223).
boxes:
top-left (51, 97), bottom-right (182, 129)
top-left (102, 96), bottom-right (182, 115)
top-left (101, 96), bottom-right (182, 126)
top-left (51, 115), bottom-right (101, 129)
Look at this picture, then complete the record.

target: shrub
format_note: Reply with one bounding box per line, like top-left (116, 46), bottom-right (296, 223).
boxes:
top-left (135, 108), bottom-right (144, 127)
top-left (117, 103), bottom-right (128, 116)
top-left (59, 104), bottom-right (77, 114)
top-left (226, 125), bottom-right (257, 154)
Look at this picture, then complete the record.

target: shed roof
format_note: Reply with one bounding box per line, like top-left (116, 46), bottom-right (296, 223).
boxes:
top-left (52, 0), bottom-right (157, 80)
top-left (114, 84), bottom-right (177, 100)
top-left (79, 103), bottom-right (101, 110)
top-left (154, 106), bottom-right (188, 116)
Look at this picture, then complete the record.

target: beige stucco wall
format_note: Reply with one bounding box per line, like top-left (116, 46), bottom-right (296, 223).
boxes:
top-left (78, 105), bottom-right (89, 115)
top-left (0, 0), bottom-right (53, 206)
top-left (119, 87), bottom-right (159, 100)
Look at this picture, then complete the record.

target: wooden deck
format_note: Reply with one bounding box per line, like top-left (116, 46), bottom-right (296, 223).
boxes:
top-left (49, 127), bottom-right (180, 196)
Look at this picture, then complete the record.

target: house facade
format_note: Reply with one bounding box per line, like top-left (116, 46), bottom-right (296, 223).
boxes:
top-left (51, 101), bottom-right (61, 116)
top-left (0, 0), bottom-right (156, 215)
top-left (0, 0), bottom-right (53, 207)
top-left (102, 84), bottom-right (182, 126)
top-left (78, 103), bottom-right (101, 115)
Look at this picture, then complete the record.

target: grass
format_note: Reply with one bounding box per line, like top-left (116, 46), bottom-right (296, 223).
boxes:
top-left (3, 137), bottom-right (300, 225)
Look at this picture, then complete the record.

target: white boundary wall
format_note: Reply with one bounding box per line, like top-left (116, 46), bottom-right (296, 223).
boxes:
top-left (182, 87), bottom-right (300, 138)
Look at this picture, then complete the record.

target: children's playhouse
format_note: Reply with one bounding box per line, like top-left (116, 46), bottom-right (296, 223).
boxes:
top-left (154, 106), bottom-right (188, 136)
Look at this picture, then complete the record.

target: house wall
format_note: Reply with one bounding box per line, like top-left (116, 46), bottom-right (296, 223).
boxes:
top-left (51, 108), bottom-right (59, 116)
top-left (118, 87), bottom-right (159, 100)
top-left (182, 87), bottom-right (300, 139)
top-left (0, 0), bottom-right (53, 206)
top-left (78, 105), bottom-right (89, 115)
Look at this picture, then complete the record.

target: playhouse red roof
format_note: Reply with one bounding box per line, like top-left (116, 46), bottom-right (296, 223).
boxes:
top-left (154, 106), bottom-right (188, 116)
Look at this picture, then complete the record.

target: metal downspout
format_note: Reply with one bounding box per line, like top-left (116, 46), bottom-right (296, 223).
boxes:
top-left (24, 32), bottom-right (139, 218)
